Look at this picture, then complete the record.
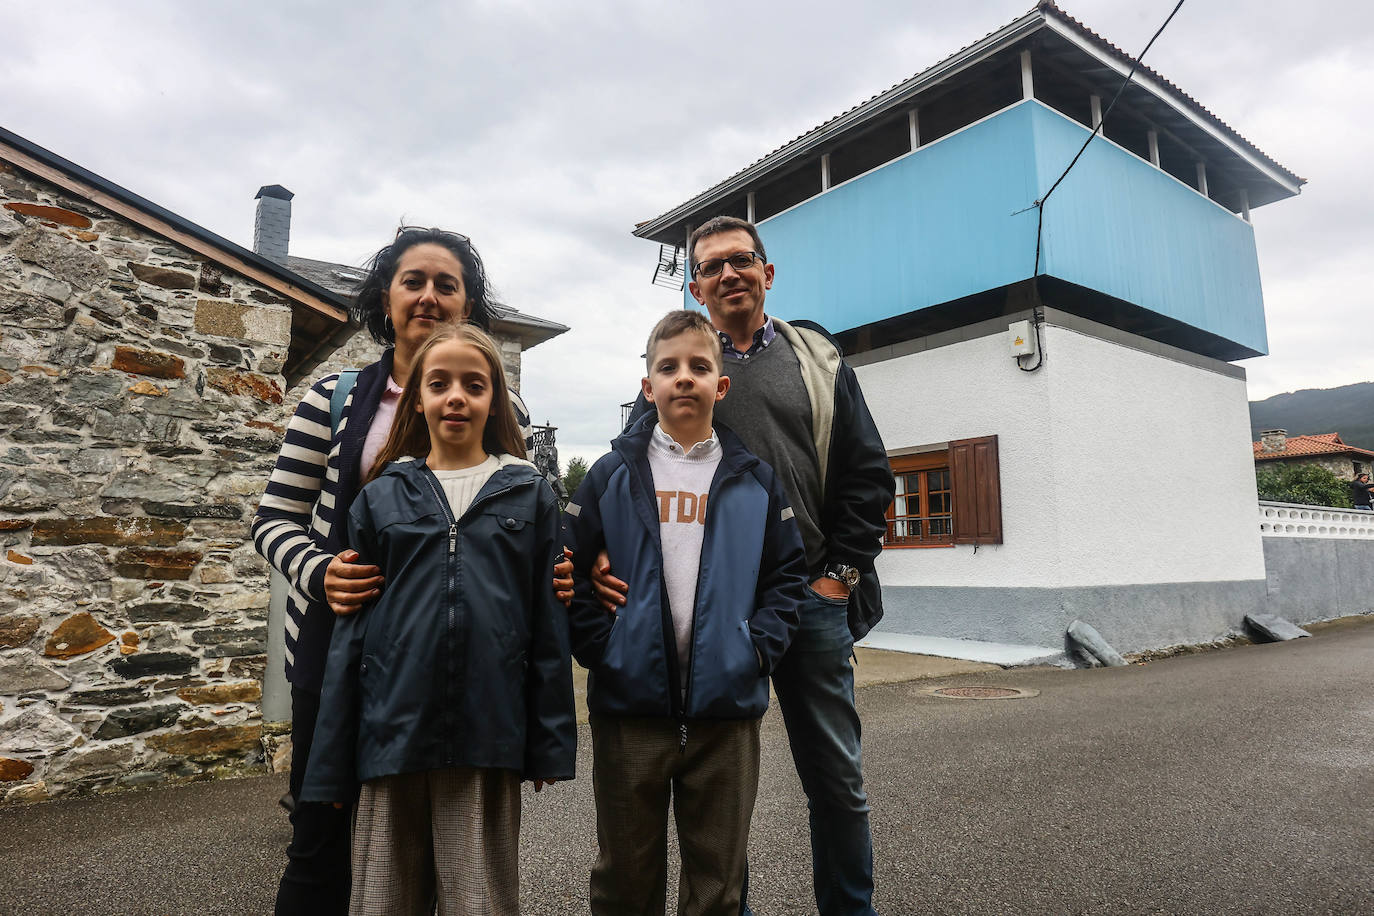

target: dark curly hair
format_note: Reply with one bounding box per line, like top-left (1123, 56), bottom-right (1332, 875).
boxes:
top-left (351, 227), bottom-right (495, 345)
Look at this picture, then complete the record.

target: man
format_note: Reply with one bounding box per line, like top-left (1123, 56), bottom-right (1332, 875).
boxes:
top-left (1351, 472), bottom-right (1374, 510)
top-left (596, 216), bottom-right (895, 914)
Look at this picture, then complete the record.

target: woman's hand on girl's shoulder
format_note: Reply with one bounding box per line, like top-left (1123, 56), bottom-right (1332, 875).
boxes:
top-left (325, 548), bottom-right (385, 616)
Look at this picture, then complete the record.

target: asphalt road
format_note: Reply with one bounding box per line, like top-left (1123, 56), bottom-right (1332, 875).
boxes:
top-left (3, 619), bottom-right (1371, 914)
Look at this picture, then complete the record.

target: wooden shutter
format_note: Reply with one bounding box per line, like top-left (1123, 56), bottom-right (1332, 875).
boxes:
top-left (949, 435), bottom-right (1002, 545)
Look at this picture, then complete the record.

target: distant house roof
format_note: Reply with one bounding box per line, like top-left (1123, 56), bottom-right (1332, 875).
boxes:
top-left (284, 254), bottom-right (569, 353)
top-left (1253, 433), bottom-right (1374, 462)
top-left (0, 124), bottom-right (351, 386)
top-left (634, 0), bottom-right (1304, 245)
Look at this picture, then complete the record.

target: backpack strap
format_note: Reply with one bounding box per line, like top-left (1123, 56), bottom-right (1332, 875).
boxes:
top-left (330, 370), bottom-right (360, 437)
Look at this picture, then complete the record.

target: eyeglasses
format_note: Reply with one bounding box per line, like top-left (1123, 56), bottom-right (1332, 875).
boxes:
top-left (394, 225), bottom-right (470, 244)
top-left (693, 251), bottom-right (763, 278)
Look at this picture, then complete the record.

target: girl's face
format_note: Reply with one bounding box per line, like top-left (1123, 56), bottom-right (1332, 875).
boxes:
top-left (416, 339), bottom-right (493, 470)
top-left (385, 243), bottom-right (471, 358)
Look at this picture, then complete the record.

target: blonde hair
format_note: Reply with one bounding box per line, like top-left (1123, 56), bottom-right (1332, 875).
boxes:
top-left (365, 322), bottom-right (526, 483)
top-left (644, 309), bottom-right (723, 373)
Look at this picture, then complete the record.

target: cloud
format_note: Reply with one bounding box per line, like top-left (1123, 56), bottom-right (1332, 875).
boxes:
top-left (3, 0), bottom-right (1366, 443)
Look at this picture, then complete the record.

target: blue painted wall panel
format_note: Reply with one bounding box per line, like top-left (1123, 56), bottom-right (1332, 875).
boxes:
top-left (704, 104), bottom-right (1041, 331)
top-left (685, 101), bottom-right (1268, 356)
top-left (1030, 105), bottom-right (1268, 354)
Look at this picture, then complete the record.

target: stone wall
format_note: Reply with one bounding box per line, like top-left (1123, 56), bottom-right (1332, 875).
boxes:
top-left (0, 161), bottom-right (310, 803)
top-left (1256, 456), bottom-right (1368, 481)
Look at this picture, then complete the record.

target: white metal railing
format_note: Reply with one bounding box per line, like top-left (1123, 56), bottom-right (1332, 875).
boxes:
top-left (1259, 500), bottom-right (1374, 539)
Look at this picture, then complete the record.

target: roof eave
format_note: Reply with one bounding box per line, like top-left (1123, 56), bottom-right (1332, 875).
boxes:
top-left (631, 8), bottom-right (1048, 242)
top-left (1038, 14), bottom-right (1304, 197)
top-left (0, 125), bottom-right (350, 324)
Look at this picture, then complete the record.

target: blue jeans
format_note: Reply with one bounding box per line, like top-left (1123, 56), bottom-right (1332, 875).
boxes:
top-left (745, 587), bottom-right (877, 915)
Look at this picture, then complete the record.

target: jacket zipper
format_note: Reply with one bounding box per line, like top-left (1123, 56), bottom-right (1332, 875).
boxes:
top-left (419, 471), bottom-right (460, 767)
top-left (677, 460), bottom-right (749, 756)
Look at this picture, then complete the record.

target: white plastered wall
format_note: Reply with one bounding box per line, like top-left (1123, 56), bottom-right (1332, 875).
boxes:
top-left (857, 319), bottom-right (1265, 591)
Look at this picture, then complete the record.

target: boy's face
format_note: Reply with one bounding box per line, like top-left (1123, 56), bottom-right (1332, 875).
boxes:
top-left (642, 331), bottom-right (729, 430)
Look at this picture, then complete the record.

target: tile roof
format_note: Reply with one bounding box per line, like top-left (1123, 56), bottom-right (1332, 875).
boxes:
top-left (637, 1), bottom-right (1302, 235)
top-left (1253, 432), bottom-right (1374, 461)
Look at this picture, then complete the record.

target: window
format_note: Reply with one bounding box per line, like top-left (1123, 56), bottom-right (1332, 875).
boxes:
top-left (884, 435), bottom-right (1002, 548)
top-left (886, 452), bottom-right (953, 546)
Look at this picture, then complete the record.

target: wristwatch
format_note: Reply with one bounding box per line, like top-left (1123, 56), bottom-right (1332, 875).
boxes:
top-left (822, 563), bottom-right (860, 589)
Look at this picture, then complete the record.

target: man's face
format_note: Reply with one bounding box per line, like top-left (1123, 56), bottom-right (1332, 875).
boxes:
top-left (688, 229), bottom-right (774, 330)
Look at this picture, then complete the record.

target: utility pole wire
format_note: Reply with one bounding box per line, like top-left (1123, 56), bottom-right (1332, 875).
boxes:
top-left (1032, 0), bottom-right (1187, 277)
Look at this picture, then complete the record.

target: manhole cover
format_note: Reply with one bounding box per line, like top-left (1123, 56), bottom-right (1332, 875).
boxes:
top-left (922, 685), bottom-right (1039, 700)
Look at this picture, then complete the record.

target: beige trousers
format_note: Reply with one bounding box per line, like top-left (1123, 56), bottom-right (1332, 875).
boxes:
top-left (350, 767), bottom-right (521, 916)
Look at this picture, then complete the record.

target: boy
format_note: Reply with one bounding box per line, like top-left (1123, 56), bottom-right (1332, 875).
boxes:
top-left (563, 309), bottom-right (808, 915)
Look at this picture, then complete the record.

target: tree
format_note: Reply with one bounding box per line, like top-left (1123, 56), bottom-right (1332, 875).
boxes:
top-left (563, 456), bottom-right (589, 498)
top-left (1255, 463), bottom-right (1353, 508)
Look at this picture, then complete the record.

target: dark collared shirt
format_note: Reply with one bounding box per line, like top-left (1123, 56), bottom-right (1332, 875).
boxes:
top-left (719, 315), bottom-right (776, 361)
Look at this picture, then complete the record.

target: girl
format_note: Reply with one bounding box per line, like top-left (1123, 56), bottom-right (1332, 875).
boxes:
top-left (300, 321), bottom-right (576, 916)
top-left (252, 226), bottom-right (573, 914)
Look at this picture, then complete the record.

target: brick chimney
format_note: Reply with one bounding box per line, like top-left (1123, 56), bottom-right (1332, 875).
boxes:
top-left (1260, 429), bottom-right (1287, 453)
top-left (253, 185), bottom-right (293, 265)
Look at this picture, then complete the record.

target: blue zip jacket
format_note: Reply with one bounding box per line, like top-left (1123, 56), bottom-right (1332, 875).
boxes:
top-left (562, 414), bottom-right (807, 720)
top-left (300, 456), bottom-right (576, 803)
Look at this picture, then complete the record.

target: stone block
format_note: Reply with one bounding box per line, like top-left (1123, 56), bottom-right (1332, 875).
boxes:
top-left (0, 650), bottom-right (71, 692)
top-left (126, 262), bottom-right (195, 290)
top-left (94, 703), bottom-right (182, 739)
top-left (199, 565), bottom-right (234, 584)
top-left (141, 501), bottom-right (241, 520)
top-left (128, 380), bottom-right (167, 396)
top-left (127, 601), bottom-right (209, 624)
top-left (207, 342), bottom-right (243, 366)
top-left (8, 226), bottom-right (106, 291)
top-left (204, 367), bottom-right (283, 405)
top-left (0, 757), bottom-right (35, 781)
top-left (147, 723), bottom-right (262, 758)
top-left (6, 550), bottom-right (33, 566)
top-left (4, 781), bottom-right (47, 804)
top-left (63, 686), bottom-right (149, 707)
top-left (69, 449), bottom-right (120, 475)
top-left (43, 612), bottom-right (116, 659)
top-left (0, 615), bottom-right (40, 648)
top-left (0, 287), bottom-right (69, 331)
top-left (48, 742), bottom-right (135, 783)
top-left (194, 299), bottom-right (291, 346)
top-left (113, 548), bottom-right (202, 580)
top-left (32, 517), bottom-right (187, 548)
top-left (111, 345), bottom-right (186, 380)
top-left (44, 546), bottom-right (114, 583)
top-left (109, 651), bottom-right (195, 679)
top-left (3, 203), bottom-right (93, 228)
top-left (178, 681), bottom-right (261, 705)
top-left (0, 703), bottom-right (81, 753)
top-left (227, 656), bottom-right (267, 682)
top-left (203, 640), bottom-right (267, 658)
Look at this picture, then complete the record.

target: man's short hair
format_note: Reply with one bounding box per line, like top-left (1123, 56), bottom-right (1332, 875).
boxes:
top-left (688, 216), bottom-right (767, 276)
top-left (645, 309), bottom-right (723, 373)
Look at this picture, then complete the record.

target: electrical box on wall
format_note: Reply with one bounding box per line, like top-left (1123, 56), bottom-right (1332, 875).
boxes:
top-left (1009, 320), bottom-right (1036, 358)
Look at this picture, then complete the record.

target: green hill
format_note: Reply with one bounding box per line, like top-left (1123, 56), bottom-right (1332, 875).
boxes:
top-left (1249, 381), bottom-right (1374, 450)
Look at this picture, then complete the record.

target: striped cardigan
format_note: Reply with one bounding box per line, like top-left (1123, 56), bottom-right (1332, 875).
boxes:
top-left (251, 351), bottom-right (533, 692)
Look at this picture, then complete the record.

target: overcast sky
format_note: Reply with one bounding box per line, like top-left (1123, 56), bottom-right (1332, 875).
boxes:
top-left (4, 1), bottom-right (1369, 466)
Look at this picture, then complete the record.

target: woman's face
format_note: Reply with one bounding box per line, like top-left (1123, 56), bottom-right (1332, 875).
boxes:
top-left (384, 243), bottom-right (471, 357)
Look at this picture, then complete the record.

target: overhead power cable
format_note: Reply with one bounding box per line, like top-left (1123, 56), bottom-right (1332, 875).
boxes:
top-left (1031, 0), bottom-right (1187, 277)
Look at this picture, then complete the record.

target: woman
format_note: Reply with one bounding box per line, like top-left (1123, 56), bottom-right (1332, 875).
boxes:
top-left (251, 227), bottom-right (573, 915)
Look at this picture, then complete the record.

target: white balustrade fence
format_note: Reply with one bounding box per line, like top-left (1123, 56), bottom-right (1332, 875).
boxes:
top-left (1259, 501), bottom-right (1374, 539)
